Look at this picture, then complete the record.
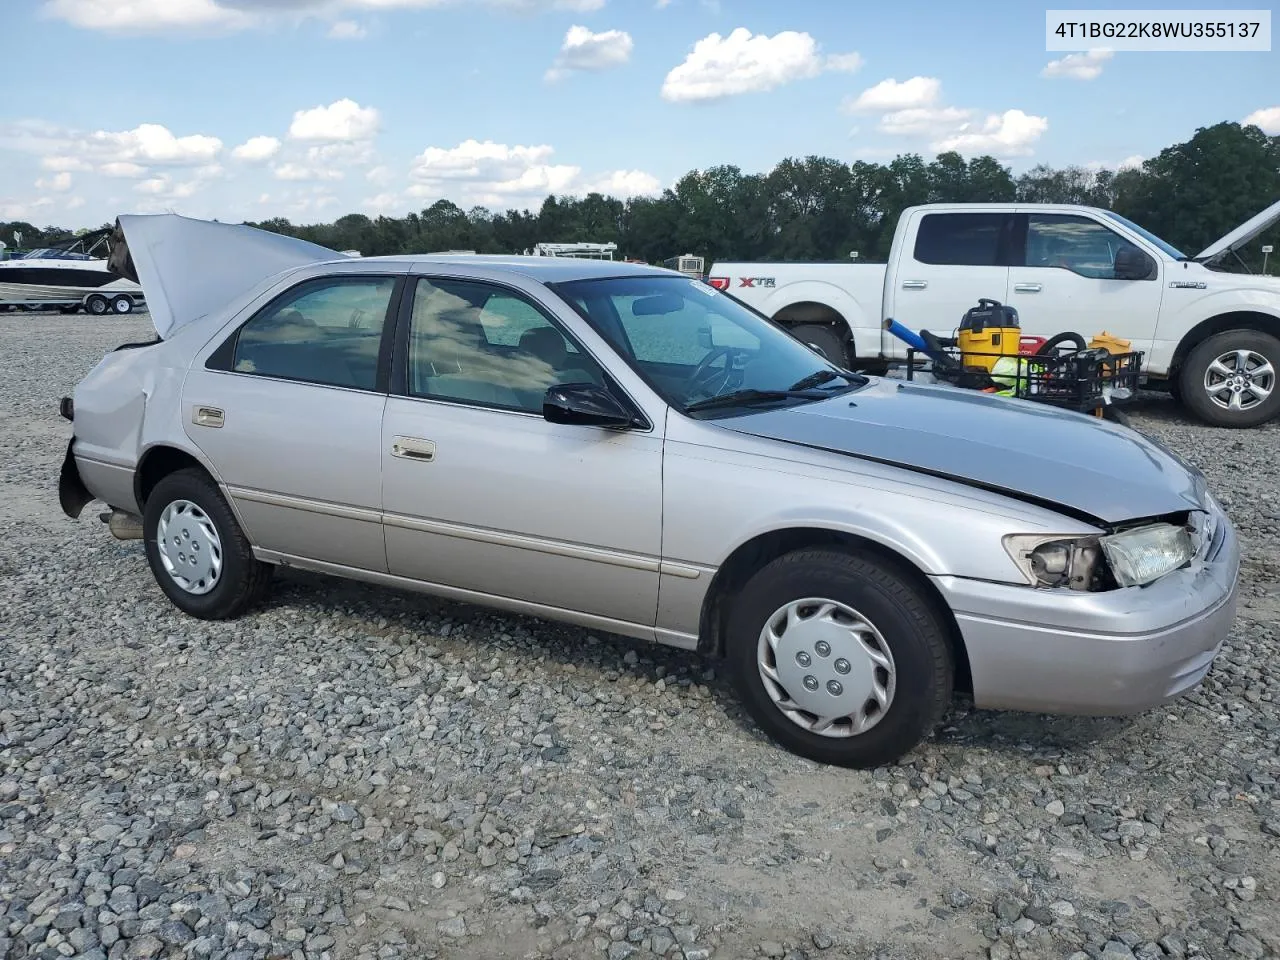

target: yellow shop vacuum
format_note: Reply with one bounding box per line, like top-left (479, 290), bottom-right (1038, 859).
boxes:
top-left (957, 298), bottom-right (1022, 372)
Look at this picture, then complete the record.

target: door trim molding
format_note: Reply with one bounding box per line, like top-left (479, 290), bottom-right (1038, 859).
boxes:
top-left (251, 548), bottom-right (691, 647)
top-left (226, 485), bottom-right (702, 579)
top-left (226, 486), bottom-right (382, 524)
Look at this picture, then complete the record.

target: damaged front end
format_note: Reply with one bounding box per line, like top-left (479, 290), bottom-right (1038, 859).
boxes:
top-left (1002, 506), bottom-right (1218, 592)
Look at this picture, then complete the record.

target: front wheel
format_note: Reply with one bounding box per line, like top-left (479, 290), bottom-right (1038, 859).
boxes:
top-left (111, 295), bottom-right (133, 314)
top-left (726, 548), bottom-right (954, 768)
top-left (85, 295), bottom-right (109, 316)
top-left (1179, 329), bottom-right (1280, 428)
top-left (790, 324), bottom-right (851, 369)
top-left (143, 468), bottom-right (273, 619)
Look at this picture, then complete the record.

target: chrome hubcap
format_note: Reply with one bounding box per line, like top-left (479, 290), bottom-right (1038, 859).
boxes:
top-left (1204, 349), bottom-right (1274, 412)
top-left (757, 598), bottom-right (896, 738)
top-left (156, 499), bottom-right (222, 595)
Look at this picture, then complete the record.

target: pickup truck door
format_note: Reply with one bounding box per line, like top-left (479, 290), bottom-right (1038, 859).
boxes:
top-left (1005, 212), bottom-right (1164, 356)
top-left (884, 211), bottom-right (1015, 355)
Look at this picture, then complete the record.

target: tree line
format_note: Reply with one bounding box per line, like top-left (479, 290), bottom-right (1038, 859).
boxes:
top-left (5, 121), bottom-right (1277, 272)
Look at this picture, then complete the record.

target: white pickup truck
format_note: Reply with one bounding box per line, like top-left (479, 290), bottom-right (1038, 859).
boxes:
top-left (710, 201), bottom-right (1280, 427)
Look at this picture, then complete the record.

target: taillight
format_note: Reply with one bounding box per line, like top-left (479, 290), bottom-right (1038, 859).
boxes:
top-left (708, 277), bottom-right (730, 290)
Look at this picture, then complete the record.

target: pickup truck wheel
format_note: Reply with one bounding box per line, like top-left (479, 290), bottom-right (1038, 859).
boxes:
top-left (726, 548), bottom-right (953, 769)
top-left (791, 324), bottom-right (850, 368)
top-left (1179, 329), bottom-right (1280, 428)
top-left (143, 467), bottom-right (273, 620)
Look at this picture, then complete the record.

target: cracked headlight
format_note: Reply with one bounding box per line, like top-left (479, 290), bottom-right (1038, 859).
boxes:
top-left (1004, 522), bottom-right (1194, 591)
top-left (1098, 523), bottom-right (1194, 587)
top-left (1003, 534), bottom-right (1104, 591)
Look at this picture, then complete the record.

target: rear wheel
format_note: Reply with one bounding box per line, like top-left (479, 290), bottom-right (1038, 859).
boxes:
top-left (111, 295), bottom-right (133, 314)
top-left (790, 324), bottom-right (851, 368)
top-left (1179, 329), bottom-right (1280, 428)
top-left (85, 295), bottom-right (109, 316)
top-left (143, 468), bottom-right (272, 619)
top-left (726, 548), bottom-right (953, 768)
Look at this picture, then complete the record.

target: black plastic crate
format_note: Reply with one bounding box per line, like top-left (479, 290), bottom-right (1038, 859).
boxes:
top-left (904, 346), bottom-right (1143, 413)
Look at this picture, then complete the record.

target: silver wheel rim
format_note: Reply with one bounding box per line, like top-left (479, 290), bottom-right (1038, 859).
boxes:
top-left (113, 298), bottom-right (130, 313)
top-left (757, 597), bottom-right (896, 738)
top-left (1203, 348), bottom-right (1274, 412)
top-left (156, 499), bottom-right (223, 595)
top-left (88, 298), bottom-right (106, 314)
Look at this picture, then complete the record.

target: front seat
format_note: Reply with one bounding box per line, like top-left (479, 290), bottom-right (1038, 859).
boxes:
top-left (519, 326), bottom-right (599, 385)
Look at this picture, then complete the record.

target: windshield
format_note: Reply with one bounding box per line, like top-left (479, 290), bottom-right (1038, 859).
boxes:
top-left (550, 274), bottom-right (862, 414)
top-left (1098, 210), bottom-right (1187, 260)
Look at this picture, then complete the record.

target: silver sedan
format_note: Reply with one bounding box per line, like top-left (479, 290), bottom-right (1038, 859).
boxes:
top-left (58, 214), bottom-right (1240, 768)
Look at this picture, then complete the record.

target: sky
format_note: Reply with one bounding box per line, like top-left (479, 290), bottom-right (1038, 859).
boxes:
top-left (1, 0), bottom-right (1277, 230)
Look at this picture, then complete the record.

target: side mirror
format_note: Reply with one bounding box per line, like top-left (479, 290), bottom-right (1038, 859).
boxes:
top-left (1114, 246), bottom-right (1155, 281)
top-left (543, 383), bottom-right (637, 428)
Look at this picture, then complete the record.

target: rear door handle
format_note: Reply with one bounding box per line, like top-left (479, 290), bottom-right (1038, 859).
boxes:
top-left (1014, 282), bottom-right (1043, 293)
top-left (391, 436), bottom-right (436, 462)
top-left (901, 280), bottom-right (928, 290)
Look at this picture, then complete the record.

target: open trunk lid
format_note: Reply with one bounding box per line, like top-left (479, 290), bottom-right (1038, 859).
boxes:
top-left (1194, 198), bottom-right (1280, 263)
top-left (108, 213), bottom-right (349, 339)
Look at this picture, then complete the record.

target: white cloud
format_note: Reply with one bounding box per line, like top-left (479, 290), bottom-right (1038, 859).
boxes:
top-left (1118, 154), bottom-right (1144, 171)
top-left (41, 0), bottom-right (253, 32)
top-left (1243, 106), bottom-right (1280, 134)
top-left (41, 155), bottom-right (92, 172)
top-left (409, 139), bottom-right (578, 205)
top-left (1042, 49), bottom-right (1113, 80)
top-left (231, 135), bottom-right (282, 162)
top-left (99, 161), bottom-right (148, 178)
top-left (89, 123), bottom-right (222, 165)
top-left (932, 109), bottom-right (1048, 157)
top-left (306, 141), bottom-right (375, 165)
top-left (661, 28), bottom-right (859, 103)
top-left (366, 165), bottom-right (394, 184)
top-left (545, 24), bottom-right (633, 82)
top-left (580, 169), bottom-right (662, 197)
top-left (35, 172), bottom-right (74, 192)
top-left (288, 98), bottom-right (380, 142)
top-left (327, 19), bottom-right (366, 39)
top-left (272, 162), bottom-right (345, 182)
top-left (846, 76), bottom-right (940, 112)
top-left (824, 52), bottom-right (863, 73)
top-left (406, 138), bottom-right (655, 207)
top-left (134, 175), bottom-right (199, 199)
top-left (43, 0), bottom-right (606, 34)
top-left (878, 106), bottom-right (972, 137)
top-left (363, 192), bottom-right (406, 214)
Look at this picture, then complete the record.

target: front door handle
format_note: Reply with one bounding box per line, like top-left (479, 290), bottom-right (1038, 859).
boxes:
top-left (391, 436), bottom-right (436, 462)
top-left (1013, 282), bottom-right (1043, 293)
top-left (901, 280), bottom-right (928, 290)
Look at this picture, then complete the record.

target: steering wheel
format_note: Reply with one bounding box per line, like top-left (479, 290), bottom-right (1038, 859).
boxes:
top-left (348, 307), bottom-right (369, 330)
top-left (689, 346), bottom-right (742, 398)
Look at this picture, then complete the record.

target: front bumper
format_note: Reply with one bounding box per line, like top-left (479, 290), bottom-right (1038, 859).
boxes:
top-left (931, 511), bottom-right (1240, 716)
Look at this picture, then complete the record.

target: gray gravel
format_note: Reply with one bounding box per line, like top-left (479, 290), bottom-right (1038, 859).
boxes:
top-left (2, 311), bottom-right (1279, 960)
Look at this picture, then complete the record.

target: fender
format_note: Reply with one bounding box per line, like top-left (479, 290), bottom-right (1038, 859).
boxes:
top-left (1156, 283), bottom-right (1280, 358)
top-left (760, 280), bottom-right (874, 356)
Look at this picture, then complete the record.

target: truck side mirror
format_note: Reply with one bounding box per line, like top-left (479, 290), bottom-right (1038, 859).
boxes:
top-left (1114, 246), bottom-right (1155, 281)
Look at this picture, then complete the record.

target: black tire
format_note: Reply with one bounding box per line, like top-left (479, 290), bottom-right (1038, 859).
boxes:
top-left (142, 467), bottom-right (272, 620)
top-left (791, 324), bottom-right (851, 368)
top-left (1178, 329), bottom-right (1280, 428)
top-left (725, 548), bottom-right (954, 769)
top-left (85, 295), bottom-right (108, 316)
top-left (111, 295), bottom-right (133, 314)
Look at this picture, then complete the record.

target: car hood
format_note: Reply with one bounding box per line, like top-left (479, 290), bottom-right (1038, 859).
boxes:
top-left (1195, 197), bottom-right (1280, 262)
top-left (108, 213), bottom-right (350, 339)
top-left (718, 379), bottom-right (1208, 525)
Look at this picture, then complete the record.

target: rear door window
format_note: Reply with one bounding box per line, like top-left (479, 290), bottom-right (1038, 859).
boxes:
top-left (913, 213), bottom-right (1011, 266)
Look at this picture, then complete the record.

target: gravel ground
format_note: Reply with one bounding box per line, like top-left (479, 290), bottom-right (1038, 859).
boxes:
top-left (2, 312), bottom-right (1278, 960)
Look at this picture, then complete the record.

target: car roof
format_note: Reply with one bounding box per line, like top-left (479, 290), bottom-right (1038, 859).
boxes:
top-left (344, 254), bottom-right (677, 283)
